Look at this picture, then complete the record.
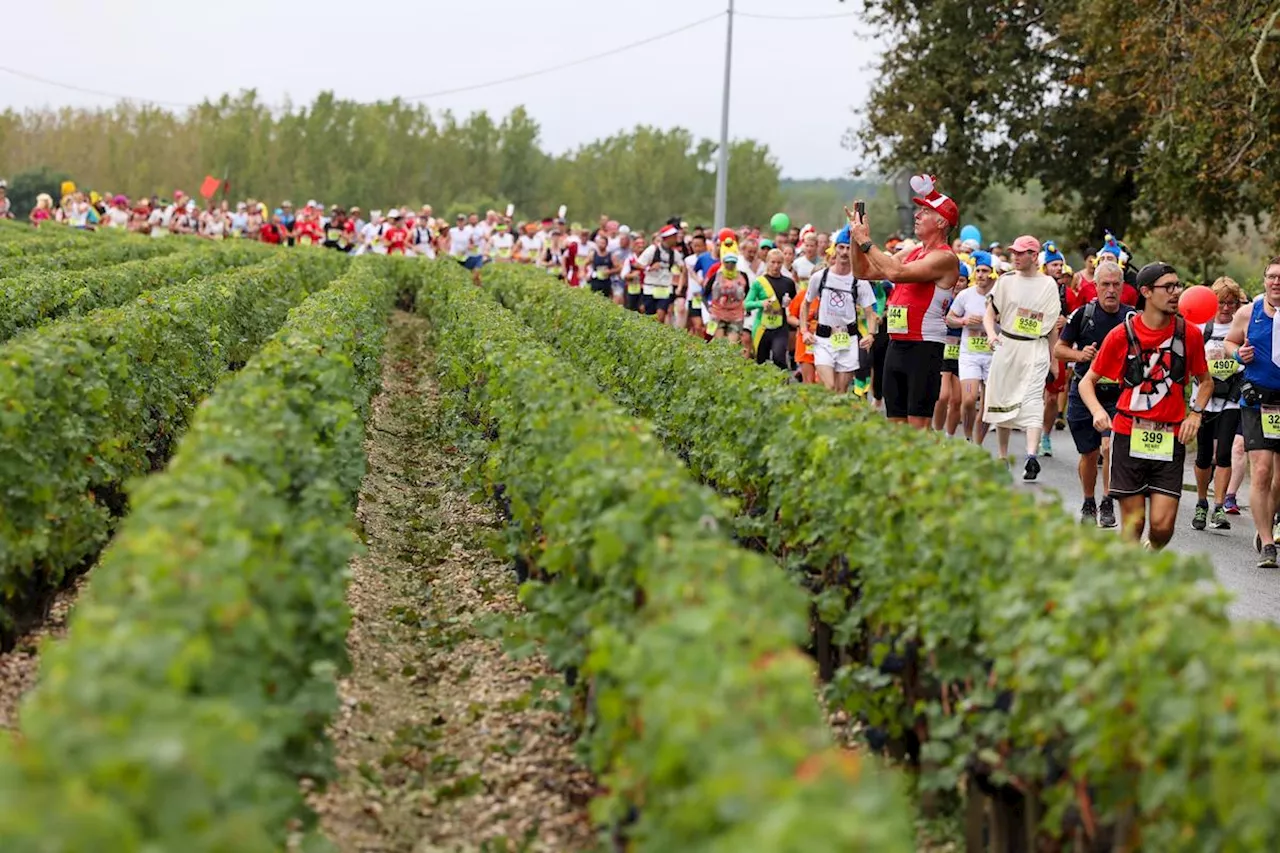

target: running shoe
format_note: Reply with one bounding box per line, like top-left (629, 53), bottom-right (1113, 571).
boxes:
top-left (1192, 501), bottom-right (1208, 531)
top-left (1223, 493), bottom-right (1240, 515)
top-left (1209, 507), bottom-right (1232, 530)
top-left (1024, 455), bottom-right (1041, 481)
top-left (1080, 499), bottom-right (1097, 525)
top-left (1055, 414), bottom-right (1066, 431)
top-left (1098, 497), bottom-right (1118, 529)
top-left (1259, 544), bottom-right (1278, 569)
top-left (1040, 435), bottom-right (1053, 457)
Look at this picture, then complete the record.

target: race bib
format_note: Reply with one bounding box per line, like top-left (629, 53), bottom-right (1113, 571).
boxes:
top-left (830, 331), bottom-right (852, 351)
top-left (1013, 308), bottom-right (1044, 338)
top-left (671, 264), bottom-right (682, 276)
top-left (626, 283), bottom-right (642, 295)
top-left (575, 254), bottom-right (588, 267)
top-left (944, 342), bottom-right (961, 360)
top-left (690, 296), bottom-right (704, 309)
top-left (1131, 419), bottom-right (1174, 461)
top-left (887, 305), bottom-right (909, 334)
top-left (498, 247), bottom-right (512, 259)
top-left (1210, 358), bottom-right (1239, 380)
top-left (594, 267), bottom-right (608, 279)
top-left (1263, 406), bottom-right (1280, 440)
top-left (763, 313), bottom-right (783, 330)
top-left (299, 236), bottom-right (314, 246)
top-left (652, 286), bottom-right (672, 300)
top-left (966, 335), bottom-right (991, 354)
top-left (706, 321), bottom-right (720, 335)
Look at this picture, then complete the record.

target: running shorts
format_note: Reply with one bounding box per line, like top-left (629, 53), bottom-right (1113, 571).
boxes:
top-left (1241, 407), bottom-right (1280, 453)
top-left (958, 354), bottom-right (991, 383)
top-left (883, 339), bottom-right (944, 419)
top-left (1108, 431), bottom-right (1186, 499)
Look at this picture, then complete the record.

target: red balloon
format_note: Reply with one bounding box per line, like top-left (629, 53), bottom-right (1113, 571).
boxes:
top-left (1178, 284), bottom-right (1217, 324)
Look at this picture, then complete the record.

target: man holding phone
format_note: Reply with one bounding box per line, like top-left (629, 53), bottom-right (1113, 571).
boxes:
top-left (849, 175), bottom-right (961, 430)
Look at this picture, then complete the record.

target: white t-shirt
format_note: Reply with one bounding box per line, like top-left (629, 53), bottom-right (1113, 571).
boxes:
top-left (635, 243), bottom-right (683, 292)
top-left (104, 208), bottom-right (130, 228)
top-left (490, 232), bottom-right (514, 259)
top-left (793, 254), bottom-right (820, 282)
top-left (804, 269), bottom-right (875, 329)
top-left (950, 286), bottom-right (996, 354)
top-left (517, 234), bottom-right (542, 260)
top-left (449, 225), bottom-right (472, 257)
top-left (1197, 319), bottom-right (1240, 413)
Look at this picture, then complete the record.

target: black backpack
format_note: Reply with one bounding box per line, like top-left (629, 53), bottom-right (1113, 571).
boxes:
top-left (1122, 315), bottom-right (1186, 388)
top-left (814, 268), bottom-right (872, 379)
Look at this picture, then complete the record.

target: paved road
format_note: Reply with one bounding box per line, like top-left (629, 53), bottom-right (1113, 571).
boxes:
top-left (968, 426), bottom-right (1280, 622)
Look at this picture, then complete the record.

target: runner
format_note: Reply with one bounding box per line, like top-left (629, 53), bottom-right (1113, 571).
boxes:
top-left (586, 230), bottom-right (617, 297)
top-left (1079, 262), bottom-right (1211, 549)
top-left (635, 224), bottom-right (683, 324)
top-left (800, 228), bottom-right (878, 393)
top-left (1054, 260), bottom-right (1133, 526)
top-left (849, 175), bottom-right (960, 429)
top-left (707, 252), bottom-right (751, 355)
top-left (935, 262), bottom-right (966, 435)
top-left (1041, 242), bottom-right (1070, 456)
top-left (1225, 256), bottom-right (1280, 566)
top-left (982, 235), bottom-right (1061, 479)
top-left (947, 251), bottom-right (996, 444)
top-left (747, 248), bottom-right (800, 369)
top-left (621, 234), bottom-right (646, 311)
top-left (1188, 276), bottom-right (1248, 531)
top-left (490, 222), bottom-right (515, 263)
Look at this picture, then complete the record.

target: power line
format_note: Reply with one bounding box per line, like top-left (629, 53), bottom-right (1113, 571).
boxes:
top-left (401, 13), bottom-right (726, 101)
top-left (0, 65), bottom-right (192, 109)
top-left (735, 10), bottom-right (861, 20)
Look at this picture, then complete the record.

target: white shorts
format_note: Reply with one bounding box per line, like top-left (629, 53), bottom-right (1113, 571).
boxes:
top-left (813, 337), bottom-right (861, 372)
top-left (958, 354), bottom-right (992, 382)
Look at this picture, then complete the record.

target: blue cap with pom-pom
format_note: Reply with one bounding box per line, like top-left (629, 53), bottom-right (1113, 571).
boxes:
top-left (834, 225), bottom-right (852, 245)
top-left (1042, 240), bottom-right (1064, 265)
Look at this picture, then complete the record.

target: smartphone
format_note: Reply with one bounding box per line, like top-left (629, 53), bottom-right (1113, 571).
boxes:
top-left (855, 201), bottom-right (866, 220)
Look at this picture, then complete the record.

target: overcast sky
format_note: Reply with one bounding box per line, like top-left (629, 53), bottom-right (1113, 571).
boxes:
top-left (5, 0), bottom-right (883, 179)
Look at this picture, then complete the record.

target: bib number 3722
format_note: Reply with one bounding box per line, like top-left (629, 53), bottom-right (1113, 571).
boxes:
top-left (1131, 418), bottom-right (1174, 461)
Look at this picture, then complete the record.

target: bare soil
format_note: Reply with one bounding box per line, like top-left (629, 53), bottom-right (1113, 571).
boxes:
top-left (312, 311), bottom-right (596, 853)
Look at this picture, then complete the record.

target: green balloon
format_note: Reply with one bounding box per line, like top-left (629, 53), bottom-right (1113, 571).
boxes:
top-left (770, 212), bottom-right (790, 233)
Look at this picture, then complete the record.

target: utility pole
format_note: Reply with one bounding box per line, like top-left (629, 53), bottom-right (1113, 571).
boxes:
top-left (713, 0), bottom-right (734, 231)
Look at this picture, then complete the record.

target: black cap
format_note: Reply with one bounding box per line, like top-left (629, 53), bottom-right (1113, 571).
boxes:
top-left (1136, 261), bottom-right (1178, 290)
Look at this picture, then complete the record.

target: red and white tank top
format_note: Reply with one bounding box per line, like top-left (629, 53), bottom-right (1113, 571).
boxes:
top-left (885, 245), bottom-right (955, 344)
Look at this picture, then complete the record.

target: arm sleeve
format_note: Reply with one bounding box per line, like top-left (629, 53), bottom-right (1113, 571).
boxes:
top-left (743, 280), bottom-right (767, 312)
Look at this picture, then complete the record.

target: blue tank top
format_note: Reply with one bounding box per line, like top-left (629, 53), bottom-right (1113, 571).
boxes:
top-left (1242, 300), bottom-right (1280, 395)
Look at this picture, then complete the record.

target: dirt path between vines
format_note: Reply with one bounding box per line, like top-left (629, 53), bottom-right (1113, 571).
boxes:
top-left (0, 578), bottom-right (83, 731)
top-left (313, 311), bottom-right (595, 853)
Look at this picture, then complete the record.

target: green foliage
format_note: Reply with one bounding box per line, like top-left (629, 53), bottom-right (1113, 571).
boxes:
top-left (0, 234), bottom-right (180, 277)
top-left (0, 240), bottom-right (274, 342)
top-left (5, 166), bottom-right (74, 218)
top-left (0, 249), bottom-right (345, 645)
top-left (398, 258), bottom-right (914, 852)
top-left (0, 94), bottom-right (784, 230)
top-left (485, 263), bottom-right (1280, 850)
top-left (0, 259), bottom-right (395, 852)
top-left (780, 178), bottom-right (883, 231)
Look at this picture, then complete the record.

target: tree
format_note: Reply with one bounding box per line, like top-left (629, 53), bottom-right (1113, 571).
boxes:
top-left (7, 167), bottom-right (74, 218)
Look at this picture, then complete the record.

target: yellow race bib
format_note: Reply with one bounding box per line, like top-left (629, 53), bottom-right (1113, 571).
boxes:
top-left (626, 283), bottom-right (642, 295)
top-left (652, 286), bottom-right (672, 300)
top-left (1131, 419), bottom-right (1174, 461)
top-left (763, 312), bottom-right (784, 330)
top-left (1209, 358), bottom-right (1239, 380)
top-left (944, 342), bottom-right (961, 360)
top-left (1012, 308), bottom-right (1044, 338)
top-left (830, 331), bottom-right (852, 351)
top-left (887, 305), bottom-right (909, 334)
top-left (1264, 406), bottom-right (1280, 440)
top-left (966, 335), bottom-right (991, 354)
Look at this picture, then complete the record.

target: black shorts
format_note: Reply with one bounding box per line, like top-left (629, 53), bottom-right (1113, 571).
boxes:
top-left (883, 339), bottom-right (945, 419)
top-left (1240, 407), bottom-right (1280, 453)
top-left (1195, 408), bottom-right (1240, 468)
top-left (1066, 383), bottom-right (1118, 455)
top-left (624, 289), bottom-right (643, 311)
top-left (588, 277), bottom-right (611, 297)
top-left (642, 294), bottom-right (673, 314)
top-left (1109, 430), bottom-right (1186, 499)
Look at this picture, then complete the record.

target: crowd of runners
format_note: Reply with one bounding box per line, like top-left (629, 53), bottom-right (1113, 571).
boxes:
top-left (14, 178), bottom-right (1280, 566)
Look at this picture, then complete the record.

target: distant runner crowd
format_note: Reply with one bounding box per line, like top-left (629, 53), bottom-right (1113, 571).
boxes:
top-left (11, 178), bottom-right (1280, 567)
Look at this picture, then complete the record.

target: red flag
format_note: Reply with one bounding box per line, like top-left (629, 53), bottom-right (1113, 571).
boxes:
top-left (199, 175), bottom-right (222, 199)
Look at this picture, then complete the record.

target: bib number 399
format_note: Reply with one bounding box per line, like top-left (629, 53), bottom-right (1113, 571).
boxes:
top-left (1131, 418), bottom-right (1174, 461)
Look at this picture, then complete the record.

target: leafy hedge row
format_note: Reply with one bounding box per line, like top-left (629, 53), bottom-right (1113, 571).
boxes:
top-left (0, 235), bottom-right (180, 276)
top-left (0, 258), bottom-right (395, 851)
top-left (399, 258), bottom-right (914, 852)
top-left (0, 250), bottom-right (347, 647)
top-left (485, 264), bottom-right (1280, 850)
top-left (0, 240), bottom-right (274, 342)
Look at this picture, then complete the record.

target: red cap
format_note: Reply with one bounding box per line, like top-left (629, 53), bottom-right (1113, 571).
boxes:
top-left (908, 174), bottom-right (958, 227)
top-left (657, 224), bottom-right (679, 239)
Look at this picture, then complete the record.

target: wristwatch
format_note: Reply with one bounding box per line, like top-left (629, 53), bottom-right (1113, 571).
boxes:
top-left (1190, 402), bottom-right (1205, 415)
top-left (858, 240), bottom-right (874, 254)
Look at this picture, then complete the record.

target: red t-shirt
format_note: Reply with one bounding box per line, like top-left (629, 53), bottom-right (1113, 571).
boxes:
top-left (384, 225), bottom-right (408, 254)
top-left (562, 241), bottom-right (580, 286)
top-left (1077, 280), bottom-right (1139, 309)
top-left (1091, 315), bottom-right (1207, 435)
top-left (260, 223), bottom-right (282, 245)
top-left (296, 220), bottom-right (322, 246)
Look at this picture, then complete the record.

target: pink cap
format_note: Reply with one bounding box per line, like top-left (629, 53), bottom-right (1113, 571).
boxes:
top-left (1010, 235), bottom-right (1041, 253)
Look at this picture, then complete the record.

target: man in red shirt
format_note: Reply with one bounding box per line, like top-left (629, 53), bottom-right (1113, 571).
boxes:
top-left (383, 209), bottom-right (409, 255)
top-left (1078, 262), bottom-right (1213, 549)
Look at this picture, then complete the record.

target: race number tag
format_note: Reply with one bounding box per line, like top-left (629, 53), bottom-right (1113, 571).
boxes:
top-left (498, 247), bottom-right (512, 259)
top-left (1013, 308), bottom-right (1044, 338)
top-left (626, 283), bottom-right (642, 295)
top-left (1131, 418), bottom-right (1174, 461)
top-left (690, 296), bottom-right (704, 309)
top-left (594, 267), bottom-right (608, 279)
top-left (652, 286), bottom-right (672, 300)
top-left (966, 335), bottom-right (991, 354)
top-left (706, 321), bottom-right (720, 335)
top-left (887, 305), bottom-right (909, 333)
top-left (763, 313), bottom-right (784, 330)
top-left (1263, 406), bottom-right (1280, 440)
top-left (1210, 358), bottom-right (1239, 380)
top-left (944, 342), bottom-right (961, 360)
top-left (830, 331), bottom-right (852, 351)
